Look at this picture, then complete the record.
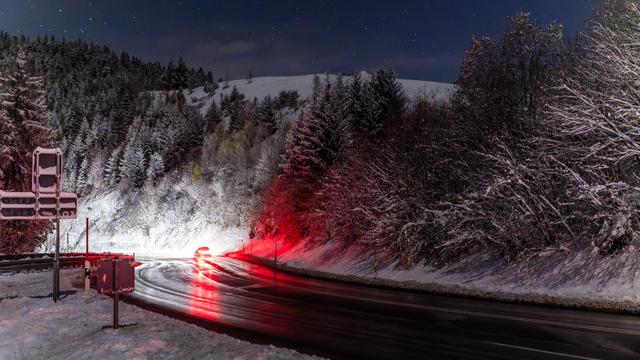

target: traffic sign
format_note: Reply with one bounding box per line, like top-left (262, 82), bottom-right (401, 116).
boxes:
top-left (0, 190), bottom-right (77, 220)
top-left (37, 192), bottom-right (78, 220)
top-left (0, 191), bottom-right (36, 219)
top-left (0, 147), bottom-right (78, 302)
top-left (32, 147), bottom-right (63, 194)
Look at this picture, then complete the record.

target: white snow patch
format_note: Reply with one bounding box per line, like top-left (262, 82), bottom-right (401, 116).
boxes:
top-left (0, 269), bottom-right (319, 360)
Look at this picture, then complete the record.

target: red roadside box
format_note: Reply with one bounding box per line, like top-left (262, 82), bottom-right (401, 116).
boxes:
top-left (97, 257), bottom-right (135, 294)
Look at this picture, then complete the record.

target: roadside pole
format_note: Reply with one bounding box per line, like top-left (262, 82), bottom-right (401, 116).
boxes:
top-left (113, 257), bottom-right (119, 329)
top-left (53, 217), bottom-right (60, 302)
top-left (85, 217), bottom-right (90, 292)
top-left (86, 217), bottom-right (89, 257)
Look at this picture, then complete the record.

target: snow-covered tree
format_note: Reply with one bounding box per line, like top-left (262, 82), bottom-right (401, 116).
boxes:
top-left (75, 157), bottom-right (90, 193)
top-left (0, 49), bottom-right (53, 253)
top-left (146, 152), bottom-right (164, 181)
top-left (220, 86), bottom-right (246, 133)
top-left (370, 69), bottom-right (406, 125)
top-left (120, 140), bottom-right (146, 187)
top-left (257, 95), bottom-right (277, 136)
top-left (203, 71), bottom-right (217, 93)
top-left (455, 12), bottom-right (563, 141)
top-left (104, 145), bottom-right (123, 186)
top-left (280, 96), bottom-right (343, 184)
top-left (432, 2), bottom-right (640, 256)
top-left (204, 100), bottom-right (221, 133)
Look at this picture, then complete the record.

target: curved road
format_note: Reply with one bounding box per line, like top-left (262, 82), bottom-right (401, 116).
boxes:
top-left (126, 257), bottom-right (640, 359)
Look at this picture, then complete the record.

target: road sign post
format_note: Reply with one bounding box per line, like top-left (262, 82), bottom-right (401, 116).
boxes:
top-left (85, 217), bottom-right (90, 293)
top-left (0, 148), bottom-right (77, 302)
top-left (54, 217), bottom-right (60, 300)
top-left (97, 256), bottom-right (135, 329)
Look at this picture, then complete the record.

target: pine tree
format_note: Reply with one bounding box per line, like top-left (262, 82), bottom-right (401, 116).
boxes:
top-left (203, 71), bottom-right (218, 93)
top-left (257, 95), bottom-right (277, 136)
top-left (76, 157), bottom-right (90, 193)
top-left (104, 145), bottom-right (123, 186)
top-left (280, 96), bottom-right (342, 183)
top-left (311, 74), bottom-right (322, 103)
top-left (327, 75), bottom-right (351, 137)
top-left (120, 140), bottom-right (146, 187)
top-left (0, 93), bottom-right (15, 188)
top-left (370, 69), bottom-right (406, 124)
top-left (0, 49), bottom-right (53, 254)
top-left (146, 152), bottom-right (164, 181)
top-left (221, 87), bottom-right (246, 133)
top-left (360, 81), bottom-right (383, 135)
top-left (204, 101), bottom-right (222, 133)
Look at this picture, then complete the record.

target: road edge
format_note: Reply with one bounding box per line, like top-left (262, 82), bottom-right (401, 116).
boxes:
top-left (229, 253), bottom-right (640, 315)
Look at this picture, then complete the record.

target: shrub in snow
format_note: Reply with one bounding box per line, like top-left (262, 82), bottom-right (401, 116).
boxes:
top-left (433, 1), bottom-right (640, 257)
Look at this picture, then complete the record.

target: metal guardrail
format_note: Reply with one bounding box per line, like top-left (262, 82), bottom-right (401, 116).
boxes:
top-left (0, 252), bottom-right (124, 273)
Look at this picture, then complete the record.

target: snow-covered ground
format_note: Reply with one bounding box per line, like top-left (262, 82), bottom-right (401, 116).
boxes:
top-left (0, 269), bottom-right (318, 360)
top-left (251, 241), bottom-right (640, 313)
top-left (152, 73), bottom-right (455, 116)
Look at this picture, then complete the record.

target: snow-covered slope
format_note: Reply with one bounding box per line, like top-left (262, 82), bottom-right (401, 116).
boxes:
top-left (153, 73), bottom-right (455, 116)
top-left (44, 175), bottom-right (251, 257)
top-left (45, 74), bottom-right (453, 256)
top-left (212, 74), bottom-right (453, 102)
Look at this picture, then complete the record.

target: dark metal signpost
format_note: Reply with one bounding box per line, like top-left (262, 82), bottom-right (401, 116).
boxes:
top-left (0, 147), bottom-right (78, 302)
top-left (97, 257), bottom-right (135, 329)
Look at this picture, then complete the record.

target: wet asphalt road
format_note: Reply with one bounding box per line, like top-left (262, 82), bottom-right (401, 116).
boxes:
top-left (126, 256), bottom-right (640, 359)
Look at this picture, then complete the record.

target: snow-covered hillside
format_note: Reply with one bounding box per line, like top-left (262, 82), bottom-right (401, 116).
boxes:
top-left (44, 174), bottom-right (252, 257)
top-left (152, 73), bottom-right (455, 116)
top-left (44, 74), bottom-right (453, 257)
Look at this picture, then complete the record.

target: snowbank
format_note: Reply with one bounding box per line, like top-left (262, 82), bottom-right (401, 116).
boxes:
top-left (246, 241), bottom-right (640, 313)
top-left (0, 269), bottom-right (318, 360)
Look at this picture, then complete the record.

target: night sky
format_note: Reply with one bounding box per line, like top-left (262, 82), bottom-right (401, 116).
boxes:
top-left (0, 0), bottom-right (595, 82)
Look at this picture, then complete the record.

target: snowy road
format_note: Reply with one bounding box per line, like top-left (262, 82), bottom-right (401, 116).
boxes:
top-left (127, 257), bottom-right (640, 359)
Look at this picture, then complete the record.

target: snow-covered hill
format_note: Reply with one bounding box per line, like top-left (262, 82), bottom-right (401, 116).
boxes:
top-left (45, 74), bottom-right (454, 257)
top-left (153, 73), bottom-right (455, 116)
